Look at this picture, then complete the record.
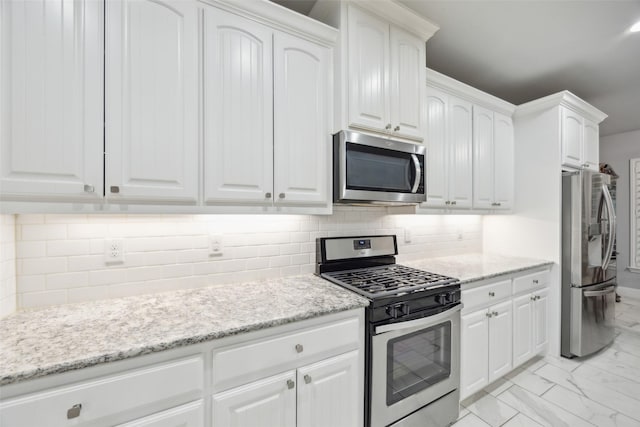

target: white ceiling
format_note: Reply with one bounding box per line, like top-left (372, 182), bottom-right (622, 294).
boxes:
top-left (271, 0), bottom-right (640, 137)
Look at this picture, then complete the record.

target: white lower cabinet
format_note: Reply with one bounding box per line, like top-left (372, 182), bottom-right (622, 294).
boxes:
top-left (513, 288), bottom-right (549, 368)
top-left (116, 400), bottom-right (204, 427)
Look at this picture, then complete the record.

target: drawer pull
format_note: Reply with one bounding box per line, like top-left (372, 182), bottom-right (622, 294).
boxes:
top-left (304, 374), bottom-right (312, 384)
top-left (533, 279), bottom-right (539, 284)
top-left (488, 292), bottom-right (495, 297)
top-left (110, 185), bottom-right (120, 194)
top-left (486, 312), bottom-right (493, 318)
top-left (287, 379), bottom-right (295, 389)
top-left (67, 404), bottom-right (82, 419)
top-left (295, 344), bottom-right (303, 353)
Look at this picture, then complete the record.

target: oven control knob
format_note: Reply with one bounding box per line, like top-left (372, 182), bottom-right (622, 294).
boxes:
top-left (448, 291), bottom-right (458, 303)
top-left (386, 303), bottom-right (409, 319)
top-left (436, 293), bottom-right (452, 305)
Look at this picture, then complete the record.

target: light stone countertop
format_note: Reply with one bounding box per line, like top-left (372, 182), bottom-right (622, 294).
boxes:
top-left (405, 253), bottom-right (553, 285)
top-left (0, 275), bottom-right (368, 386)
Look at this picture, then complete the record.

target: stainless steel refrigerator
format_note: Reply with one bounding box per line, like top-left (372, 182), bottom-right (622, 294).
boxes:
top-left (561, 170), bottom-right (617, 358)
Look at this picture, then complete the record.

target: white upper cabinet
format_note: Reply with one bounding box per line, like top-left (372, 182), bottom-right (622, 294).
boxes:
top-left (0, 0), bottom-right (103, 201)
top-left (273, 33), bottom-right (330, 207)
top-left (423, 87), bottom-right (472, 209)
top-left (203, 7), bottom-right (274, 205)
top-left (493, 112), bottom-right (515, 208)
top-left (582, 118), bottom-right (600, 171)
top-left (561, 107), bottom-right (601, 172)
top-left (106, 0), bottom-right (199, 203)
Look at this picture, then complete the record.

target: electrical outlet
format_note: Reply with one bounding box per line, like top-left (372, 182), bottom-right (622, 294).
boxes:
top-left (105, 239), bottom-right (125, 264)
top-left (209, 234), bottom-right (224, 257)
top-left (404, 229), bottom-right (412, 243)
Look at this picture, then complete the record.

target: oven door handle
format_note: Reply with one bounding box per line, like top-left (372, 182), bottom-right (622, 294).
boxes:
top-left (375, 304), bottom-right (462, 335)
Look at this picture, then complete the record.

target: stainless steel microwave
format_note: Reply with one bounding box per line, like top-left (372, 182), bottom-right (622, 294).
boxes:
top-left (333, 130), bottom-right (426, 205)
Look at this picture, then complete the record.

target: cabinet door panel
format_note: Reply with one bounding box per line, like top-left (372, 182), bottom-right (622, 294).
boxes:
top-left (533, 288), bottom-right (549, 353)
top-left (583, 119), bottom-right (599, 171)
top-left (493, 112), bottom-right (514, 209)
top-left (424, 88), bottom-right (448, 207)
top-left (347, 5), bottom-right (389, 132)
top-left (561, 108), bottom-right (583, 169)
top-left (1, 0), bottom-right (103, 200)
top-left (448, 96), bottom-right (473, 208)
top-left (212, 371), bottom-right (296, 427)
top-left (390, 27), bottom-right (424, 140)
top-left (116, 400), bottom-right (204, 427)
top-left (473, 106), bottom-right (494, 209)
top-left (203, 8), bottom-right (273, 205)
top-left (106, 0), bottom-right (198, 203)
top-left (512, 294), bottom-right (533, 368)
top-left (489, 300), bottom-right (513, 382)
top-left (297, 351), bottom-right (360, 427)
top-left (461, 310), bottom-right (489, 399)
top-left (273, 33), bottom-right (329, 206)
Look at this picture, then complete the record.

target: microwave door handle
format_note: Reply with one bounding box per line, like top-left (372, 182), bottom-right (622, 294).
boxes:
top-left (411, 154), bottom-right (421, 193)
top-left (601, 184), bottom-right (616, 270)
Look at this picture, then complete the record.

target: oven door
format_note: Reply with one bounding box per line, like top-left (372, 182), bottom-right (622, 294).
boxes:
top-left (370, 305), bottom-right (461, 427)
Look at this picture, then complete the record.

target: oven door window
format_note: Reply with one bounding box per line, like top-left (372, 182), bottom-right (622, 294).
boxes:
top-left (386, 321), bottom-right (451, 405)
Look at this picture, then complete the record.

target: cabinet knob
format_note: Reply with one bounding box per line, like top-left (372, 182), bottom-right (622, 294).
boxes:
top-left (83, 184), bottom-right (94, 193)
top-left (486, 312), bottom-right (492, 318)
top-left (265, 192), bottom-right (272, 199)
top-left (533, 279), bottom-right (539, 284)
top-left (493, 311), bottom-right (499, 316)
top-left (110, 186), bottom-right (120, 194)
top-left (295, 344), bottom-right (303, 353)
top-left (491, 202), bottom-right (501, 207)
top-left (304, 374), bottom-right (312, 384)
top-left (445, 201), bottom-right (451, 205)
top-left (451, 201), bottom-right (457, 205)
top-left (582, 163), bottom-right (590, 168)
top-left (385, 123), bottom-right (392, 130)
top-left (536, 295), bottom-right (541, 301)
top-left (279, 193), bottom-right (285, 199)
top-left (287, 379), bottom-right (295, 389)
top-left (488, 291), bottom-right (495, 297)
top-left (67, 403), bottom-right (82, 419)
top-left (394, 125), bottom-right (400, 132)
top-left (531, 295), bottom-right (536, 301)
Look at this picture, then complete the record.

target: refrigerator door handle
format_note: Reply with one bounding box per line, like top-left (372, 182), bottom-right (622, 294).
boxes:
top-left (601, 184), bottom-right (616, 270)
top-left (583, 286), bottom-right (616, 298)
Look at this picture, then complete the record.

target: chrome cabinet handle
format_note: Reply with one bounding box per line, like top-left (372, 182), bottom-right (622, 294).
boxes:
top-left (536, 295), bottom-right (541, 300)
top-left (531, 295), bottom-right (536, 301)
top-left (486, 312), bottom-right (492, 318)
top-left (445, 201), bottom-right (451, 205)
top-left (110, 186), bottom-right (120, 194)
top-left (83, 184), bottom-right (94, 193)
top-left (265, 192), bottom-right (272, 199)
top-left (582, 163), bottom-right (590, 168)
top-left (533, 279), bottom-right (539, 284)
top-left (295, 344), bottom-right (303, 353)
top-left (451, 201), bottom-right (457, 205)
top-left (488, 291), bottom-right (495, 297)
top-left (493, 311), bottom-right (499, 316)
top-left (67, 404), bottom-right (82, 419)
top-left (287, 379), bottom-right (295, 389)
top-left (491, 202), bottom-right (502, 206)
top-left (304, 374), bottom-right (312, 384)
top-left (385, 123), bottom-right (392, 130)
top-left (394, 125), bottom-right (400, 132)
top-left (279, 193), bottom-right (285, 199)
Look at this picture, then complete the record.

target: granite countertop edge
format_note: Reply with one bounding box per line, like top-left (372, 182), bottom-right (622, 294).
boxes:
top-left (457, 260), bottom-right (554, 284)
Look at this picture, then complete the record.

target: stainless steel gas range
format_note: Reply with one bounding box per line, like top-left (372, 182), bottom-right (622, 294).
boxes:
top-left (316, 235), bottom-right (461, 427)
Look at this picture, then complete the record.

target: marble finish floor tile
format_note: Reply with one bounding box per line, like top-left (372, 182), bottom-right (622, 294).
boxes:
top-left (505, 367), bottom-right (555, 396)
top-left (451, 412), bottom-right (492, 427)
top-left (501, 413), bottom-right (544, 427)
top-left (541, 354), bottom-right (582, 372)
top-left (572, 362), bottom-right (640, 400)
top-left (463, 391), bottom-right (519, 427)
top-left (582, 346), bottom-right (640, 384)
top-left (484, 377), bottom-right (514, 397)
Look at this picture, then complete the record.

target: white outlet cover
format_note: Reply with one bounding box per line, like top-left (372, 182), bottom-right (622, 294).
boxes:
top-left (105, 238), bottom-right (125, 264)
top-left (209, 234), bottom-right (223, 257)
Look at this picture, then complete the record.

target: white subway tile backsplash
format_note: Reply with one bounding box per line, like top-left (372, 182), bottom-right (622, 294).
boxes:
top-left (7, 211), bottom-right (483, 309)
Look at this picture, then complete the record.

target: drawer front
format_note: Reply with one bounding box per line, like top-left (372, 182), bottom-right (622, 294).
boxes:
top-left (0, 356), bottom-right (204, 427)
top-left (513, 270), bottom-right (549, 294)
top-left (212, 318), bottom-right (360, 392)
top-left (462, 279), bottom-right (511, 311)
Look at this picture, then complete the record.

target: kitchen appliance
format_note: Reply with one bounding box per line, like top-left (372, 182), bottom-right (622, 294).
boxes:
top-left (316, 235), bottom-right (461, 427)
top-left (333, 130), bottom-right (426, 205)
top-left (561, 170), bottom-right (617, 358)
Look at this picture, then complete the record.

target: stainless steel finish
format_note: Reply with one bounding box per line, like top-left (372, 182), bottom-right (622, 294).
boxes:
top-left (583, 285), bottom-right (616, 298)
top-left (334, 130), bottom-right (426, 205)
top-left (394, 125), bottom-right (400, 132)
top-left (602, 184), bottom-right (616, 270)
top-left (568, 280), bottom-right (616, 356)
top-left (67, 404), bottom-right (82, 419)
top-left (265, 192), bottom-right (272, 199)
top-left (410, 154), bottom-right (421, 193)
top-left (322, 235), bottom-right (397, 262)
top-left (110, 186), bottom-right (120, 194)
top-left (83, 184), bottom-right (94, 193)
top-left (287, 379), bottom-right (295, 389)
top-left (375, 305), bottom-right (462, 335)
top-left (295, 344), bottom-right (303, 353)
top-left (370, 305), bottom-right (460, 427)
top-left (388, 390), bottom-right (459, 427)
top-left (304, 374), bottom-right (312, 384)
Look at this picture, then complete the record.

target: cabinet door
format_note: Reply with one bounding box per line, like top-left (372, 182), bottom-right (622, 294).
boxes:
top-left (0, 0), bottom-right (103, 200)
top-left (512, 294), bottom-right (533, 368)
top-left (116, 400), bottom-right (204, 427)
top-left (347, 5), bottom-right (389, 133)
top-left (492, 112), bottom-right (514, 209)
top-left (561, 108), bottom-right (583, 169)
top-left (106, 0), bottom-right (198, 203)
top-left (448, 96), bottom-right (473, 208)
top-left (389, 26), bottom-right (424, 141)
top-left (473, 106), bottom-right (495, 209)
top-left (297, 351), bottom-right (360, 427)
top-left (583, 119), bottom-right (599, 171)
top-left (212, 371), bottom-right (296, 427)
top-left (273, 32), bottom-right (329, 207)
top-left (423, 88), bottom-right (448, 208)
top-left (533, 288), bottom-right (549, 354)
top-left (488, 300), bottom-right (512, 382)
top-left (461, 309), bottom-right (489, 399)
top-left (203, 7), bottom-right (273, 205)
